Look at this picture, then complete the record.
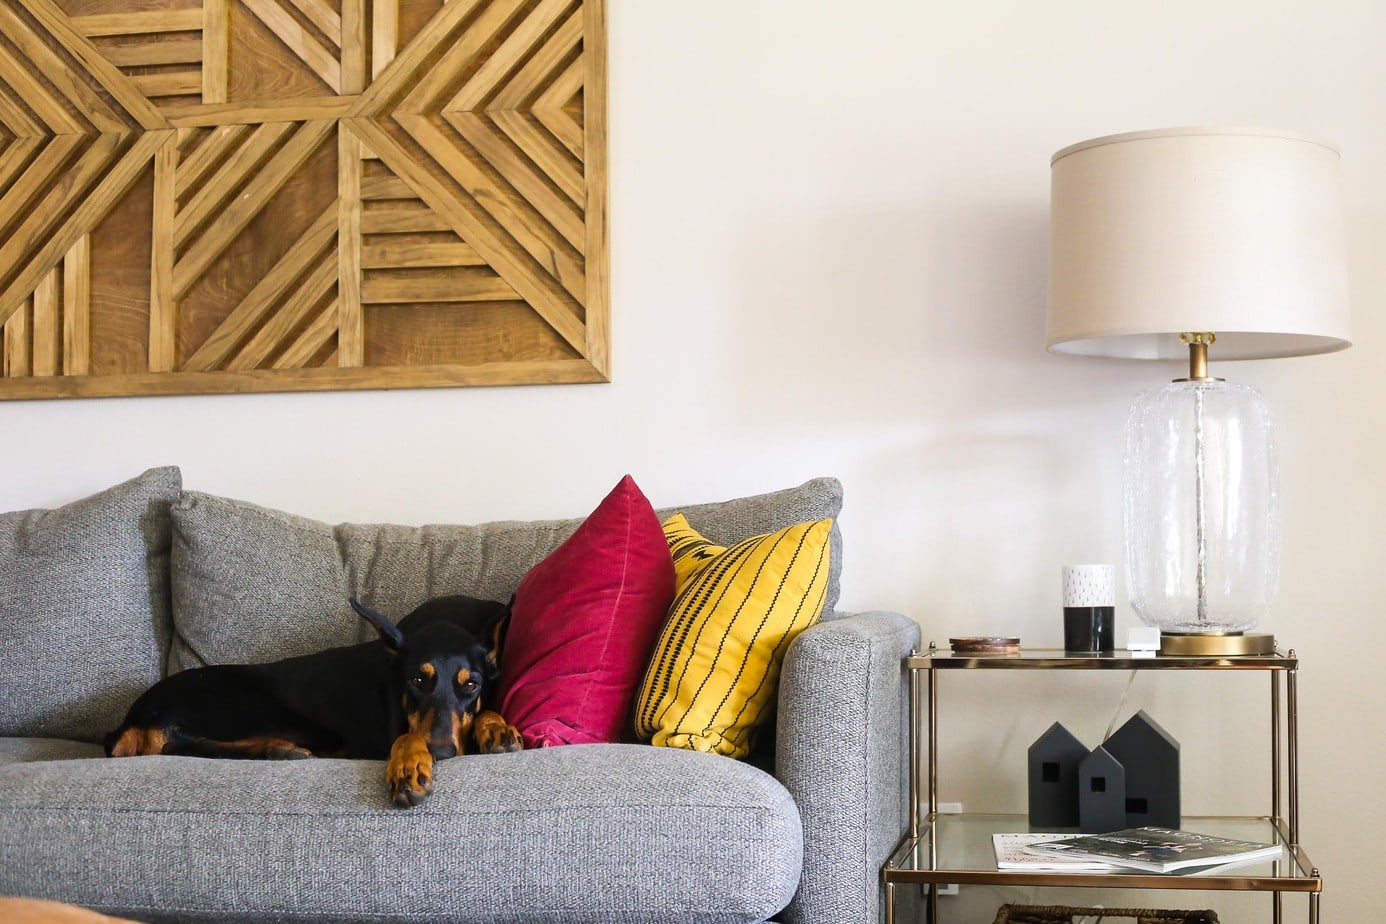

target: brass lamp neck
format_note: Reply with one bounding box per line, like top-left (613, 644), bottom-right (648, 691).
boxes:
top-left (1180, 332), bottom-right (1218, 382)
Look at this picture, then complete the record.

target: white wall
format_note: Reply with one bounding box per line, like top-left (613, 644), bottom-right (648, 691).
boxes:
top-left (3, 0), bottom-right (1382, 917)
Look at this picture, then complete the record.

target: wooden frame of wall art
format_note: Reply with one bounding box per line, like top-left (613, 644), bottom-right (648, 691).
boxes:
top-left (0, 0), bottom-right (608, 400)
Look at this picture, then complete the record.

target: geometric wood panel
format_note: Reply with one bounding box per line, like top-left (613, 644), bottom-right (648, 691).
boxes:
top-left (0, 0), bottom-right (608, 399)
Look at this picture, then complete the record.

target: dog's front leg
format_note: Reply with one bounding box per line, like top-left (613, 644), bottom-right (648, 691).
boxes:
top-left (472, 710), bottom-right (523, 754)
top-left (386, 733), bottom-right (433, 807)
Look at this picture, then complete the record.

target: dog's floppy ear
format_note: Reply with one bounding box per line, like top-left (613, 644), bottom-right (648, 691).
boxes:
top-left (351, 599), bottom-right (405, 654)
top-left (482, 597), bottom-right (513, 679)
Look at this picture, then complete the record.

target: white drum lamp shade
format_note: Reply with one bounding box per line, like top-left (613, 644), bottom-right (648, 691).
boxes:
top-left (1048, 127), bottom-right (1351, 360)
top-left (1046, 128), bottom-right (1351, 654)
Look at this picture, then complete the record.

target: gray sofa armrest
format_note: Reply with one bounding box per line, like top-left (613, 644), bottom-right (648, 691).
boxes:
top-left (775, 611), bottom-right (920, 924)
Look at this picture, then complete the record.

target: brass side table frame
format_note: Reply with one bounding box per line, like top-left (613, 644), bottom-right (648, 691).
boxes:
top-left (882, 645), bottom-right (1323, 923)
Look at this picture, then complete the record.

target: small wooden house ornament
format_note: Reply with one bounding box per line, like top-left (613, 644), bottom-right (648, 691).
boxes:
top-left (1104, 710), bottom-right (1181, 829)
top-left (1027, 722), bottom-right (1088, 827)
top-left (1078, 746), bottom-right (1127, 833)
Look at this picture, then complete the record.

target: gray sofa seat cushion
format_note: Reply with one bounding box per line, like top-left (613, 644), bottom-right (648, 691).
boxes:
top-left (169, 478), bottom-right (843, 671)
top-left (0, 744), bottom-right (802, 924)
top-left (0, 738), bottom-right (104, 763)
top-left (0, 467), bottom-right (181, 741)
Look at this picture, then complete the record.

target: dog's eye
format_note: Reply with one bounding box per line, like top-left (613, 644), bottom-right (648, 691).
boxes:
top-left (409, 675), bottom-right (427, 689)
top-left (461, 679), bottom-right (479, 693)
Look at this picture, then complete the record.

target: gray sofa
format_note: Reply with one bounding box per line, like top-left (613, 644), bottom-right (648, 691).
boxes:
top-left (0, 467), bottom-right (919, 924)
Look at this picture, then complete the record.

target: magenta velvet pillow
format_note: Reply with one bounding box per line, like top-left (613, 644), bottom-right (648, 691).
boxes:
top-left (496, 476), bottom-right (675, 748)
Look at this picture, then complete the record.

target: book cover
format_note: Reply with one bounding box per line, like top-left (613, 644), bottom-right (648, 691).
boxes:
top-left (992, 833), bottom-right (1119, 870)
top-left (1025, 827), bottom-right (1284, 873)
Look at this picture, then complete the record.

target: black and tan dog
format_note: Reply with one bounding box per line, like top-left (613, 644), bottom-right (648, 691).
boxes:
top-left (104, 595), bottom-right (522, 806)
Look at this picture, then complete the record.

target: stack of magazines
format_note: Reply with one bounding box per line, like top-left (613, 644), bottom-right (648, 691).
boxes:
top-left (993, 827), bottom-right (1284, 874)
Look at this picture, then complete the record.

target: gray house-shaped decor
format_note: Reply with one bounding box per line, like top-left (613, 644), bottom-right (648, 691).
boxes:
top-left (1104, 710), bottom-right (1181, 829)
top-left (1027, 722), bottom-right (1089, 828)
top-left (1078, 745), bottom-right (1127, 833)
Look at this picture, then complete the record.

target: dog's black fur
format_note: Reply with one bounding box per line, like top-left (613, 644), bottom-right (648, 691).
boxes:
top-left (104, 595), bottom-right (522, 806)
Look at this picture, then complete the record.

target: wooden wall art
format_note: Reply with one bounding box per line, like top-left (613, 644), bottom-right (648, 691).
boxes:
top-left (0, 0), bottom-right (608, 400)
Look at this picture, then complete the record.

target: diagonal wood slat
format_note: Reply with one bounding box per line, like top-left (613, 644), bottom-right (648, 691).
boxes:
top-left (0, 132), bottom-right (167, 330)
top-left (173, 120), bottom-right (335, 299)
top-left (0, 133), bottom-right (122, 326)
top-left (175, 123), bottom-right (253, 192)
top-left (226, 250), bottom-right (337, 370)
top-left (0, 81), bottom-right (46, 140)
top-left (273, 297), bottom-right (337, 369)
top-left (16, 0), bottom-right (165, 131)
top-left (446, 0), bottom-right (575, 113)
top-left (0, 32), bottom-right (85, 136)
top-left (402, 113), bottom-right (586, 302)
top-left (534, 103), bottom-right (583, 160)
top-left (488, 110), bottom-right (583, 206)
top-left (0, 0), bottom-right (608, 399)
top-left (351, 116), bottom-right (586, 353)
top-left (286, 0), bottom-right (342, 46)
top-left (535, 54), bottom-right (584, 112)
top-left (241, 0), bottom-right (342, 94)
top-left (174, 120), bottom-right (297, 248)
top-left (182, 201), bottom-right (338, 371)
top-left (488, 7), bottom-right (583, 111)
top-left (0, 234), bottom-right (93, 378)
top-left (444, 110), bottom-right (583, 252)
top-left (399, 0), bottom-right (528, 115)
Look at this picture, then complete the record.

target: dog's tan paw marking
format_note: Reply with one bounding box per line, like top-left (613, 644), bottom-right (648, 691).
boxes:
top-left (386, 734), bottom-right (434, 807)
top-left (474, 711), bottom-right (523, 754)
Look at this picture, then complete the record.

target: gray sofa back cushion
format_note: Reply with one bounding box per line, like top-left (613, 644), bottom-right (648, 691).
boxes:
top-left (169, 478), bottom-right (843, 671)
top-left (0, 467), bottom-right (181, 741)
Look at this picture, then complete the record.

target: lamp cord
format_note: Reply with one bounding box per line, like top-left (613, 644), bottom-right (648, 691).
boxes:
top-left (1104, 670), bottom-right (1139, 741)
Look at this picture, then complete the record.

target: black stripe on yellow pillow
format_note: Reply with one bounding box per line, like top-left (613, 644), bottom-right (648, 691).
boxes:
top-left (634, 514), bottom-right (832, 758)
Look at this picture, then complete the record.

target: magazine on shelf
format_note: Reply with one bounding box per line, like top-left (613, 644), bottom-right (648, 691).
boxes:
top-left (992, 833), bottom-right (1120, 870)
top-left (1024, 826), bottom-right (1284, 873)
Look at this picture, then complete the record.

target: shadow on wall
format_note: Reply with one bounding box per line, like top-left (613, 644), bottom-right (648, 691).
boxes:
top-left (844, 427), bottom-right (1123, 640)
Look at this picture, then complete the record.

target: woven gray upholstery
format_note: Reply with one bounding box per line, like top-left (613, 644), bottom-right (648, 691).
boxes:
top-left (0, 743), bottom-right (801, 924)
top-left (0, 737), bottom-right (104, 763)
top-left (0, 467), bottom-right (181, 741)
top-left (777, 611), bottom-right (920, 924)
top-left (0, 473), bottom-right (915, 924)
top-left (169, 478), bottom-right (843, 671)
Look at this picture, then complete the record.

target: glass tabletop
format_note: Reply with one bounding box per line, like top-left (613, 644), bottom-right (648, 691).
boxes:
top-left (885, 814), bottom-right (1320, 892)
top-left (909, 647), bottom-right (1297, 670)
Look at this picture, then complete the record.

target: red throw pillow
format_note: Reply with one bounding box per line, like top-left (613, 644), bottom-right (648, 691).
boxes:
top-left (496, 476), bottom-right (675, 747)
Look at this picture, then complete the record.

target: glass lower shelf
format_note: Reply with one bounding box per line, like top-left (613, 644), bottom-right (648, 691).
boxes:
top-left (884, 814), bottom-right (1321, 893)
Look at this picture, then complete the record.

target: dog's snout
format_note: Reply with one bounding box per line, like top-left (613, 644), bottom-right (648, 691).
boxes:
top-left (417, 710), bottom-right (465, 759)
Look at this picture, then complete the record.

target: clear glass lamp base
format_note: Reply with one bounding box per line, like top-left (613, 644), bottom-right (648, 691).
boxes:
top-left (1125, 379), bottom-right (1280, 653)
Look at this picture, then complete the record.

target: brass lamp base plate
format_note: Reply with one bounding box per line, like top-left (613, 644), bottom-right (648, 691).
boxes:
top-left (1159, 631), bottom-right (1276, 656)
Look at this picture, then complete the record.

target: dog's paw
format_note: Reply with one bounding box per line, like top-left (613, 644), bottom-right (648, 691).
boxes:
top-left (386, 734), bottom-right (434, 808)
top-left (474, 711), bottom-right (523, 754)
top-left (266, 744), bottom-right (312, 760)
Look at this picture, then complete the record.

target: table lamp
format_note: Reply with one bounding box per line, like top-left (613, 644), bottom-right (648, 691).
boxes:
top-left (1046, 127), bottom-right (1351, 656)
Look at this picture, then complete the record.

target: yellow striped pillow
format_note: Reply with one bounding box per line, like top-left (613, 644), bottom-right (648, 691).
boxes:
top-left (634, 514), bottom-right (832, 758)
